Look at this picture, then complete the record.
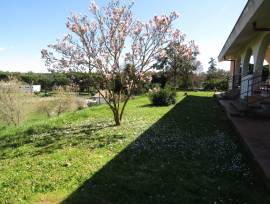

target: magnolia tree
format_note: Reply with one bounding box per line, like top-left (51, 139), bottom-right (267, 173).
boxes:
top-left (42, 0), bottom-right (179, 126)
top-left (154, 31), bottom-right (199, 89)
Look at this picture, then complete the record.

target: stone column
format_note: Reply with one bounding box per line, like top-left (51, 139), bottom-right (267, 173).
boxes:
top-left (242, 48), bottom-right (253, 77)
top-left (234, 58), bottom-right (241, 88)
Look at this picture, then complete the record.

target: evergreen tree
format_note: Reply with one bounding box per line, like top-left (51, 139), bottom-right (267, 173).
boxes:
top-left (207, 57), bottom-right (217, 80)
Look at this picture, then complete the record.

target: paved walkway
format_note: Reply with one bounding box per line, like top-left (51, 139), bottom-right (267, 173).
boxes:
top-left (218, 98), bottom-right (270, 189)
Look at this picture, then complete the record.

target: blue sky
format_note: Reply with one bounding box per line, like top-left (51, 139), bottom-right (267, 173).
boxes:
top-left (0, 0), bottom-right (247, 73)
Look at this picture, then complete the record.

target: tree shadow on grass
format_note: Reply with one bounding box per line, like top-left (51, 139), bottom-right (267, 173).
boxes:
top-left (61, 96), bottom-right (270, 204)
top-left (0, 123), bottom-right (117, 160)
top-left (139, 104), bottom-right (154, 108)
top-left (139, 103), bottom-right (175, 108)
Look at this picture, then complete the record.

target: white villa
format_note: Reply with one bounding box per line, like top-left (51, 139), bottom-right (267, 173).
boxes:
top-left (219, 0), bottom-right (270, 112)
top-left (20, 85), bottom-right (41, 93)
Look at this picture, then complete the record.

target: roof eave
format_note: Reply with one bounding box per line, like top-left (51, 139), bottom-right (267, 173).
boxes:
top-left (218, 0), bottom-right (264, 62)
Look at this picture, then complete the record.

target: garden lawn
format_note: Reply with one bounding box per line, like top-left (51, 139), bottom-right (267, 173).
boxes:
top-left (0, 92), bottom-right (269, 203)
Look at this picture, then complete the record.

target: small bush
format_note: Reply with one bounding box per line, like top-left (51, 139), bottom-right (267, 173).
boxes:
top-left (38, 87), bottom-right (86, 117)
top-left (203, 80), bottom-right (228, 91)
top-left (38, 99), bottom-right (55, 117)
top-left (149, 87), bottom-right (176, 106)
top-left (0, 80), bottom-right (30, 126)
top-left (75, 98), bottom-right (86, 110)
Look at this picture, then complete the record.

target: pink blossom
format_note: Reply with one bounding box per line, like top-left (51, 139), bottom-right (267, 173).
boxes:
top-left (71, 24), bottom-right (79, 33)
top-left (90, 1), bottom-right (99, 12)
top-left (159, 49), bottom-right (167, 58)
top-left (81, 25), bottom-right (89, 34)
top-left (173, 29), bottom-right (181, 39)
top-left (111, 63), bottom-right (117, 70)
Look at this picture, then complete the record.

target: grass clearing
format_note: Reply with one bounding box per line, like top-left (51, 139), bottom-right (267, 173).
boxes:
top-left (0, 92), bottom-right (269, 203)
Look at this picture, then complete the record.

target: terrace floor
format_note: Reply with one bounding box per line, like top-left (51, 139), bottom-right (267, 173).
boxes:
top-left (218, 98), bottom-right (270, 190)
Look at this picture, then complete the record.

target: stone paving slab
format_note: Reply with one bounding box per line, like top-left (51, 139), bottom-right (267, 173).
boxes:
top-left (218, 98), bottom-right (270, 190)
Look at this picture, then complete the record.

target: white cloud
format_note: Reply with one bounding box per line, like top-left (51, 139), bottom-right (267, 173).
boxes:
top-left (0, 47), bottom-right (6, 52)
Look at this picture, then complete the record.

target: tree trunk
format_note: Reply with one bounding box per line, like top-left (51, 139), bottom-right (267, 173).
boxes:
top-left (183, 74), bottom-right (189, 91)
top-left (174, 69), bottom-right (177, 91)
top-left (113, 111), bottom-right (121, 126)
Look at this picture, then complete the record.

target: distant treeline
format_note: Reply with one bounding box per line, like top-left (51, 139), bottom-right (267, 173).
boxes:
top-left (0, 71), bottom-right (95, 92)
top-left (0, 71), bottom-right (152, 95)
top-left (0, 65), bottom-right (231, 94)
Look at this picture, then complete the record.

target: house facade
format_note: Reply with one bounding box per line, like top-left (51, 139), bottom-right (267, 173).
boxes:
top-left (20, 85), bottom-right (41, 93)
top-left (219, 0), bottom-right (270, 105)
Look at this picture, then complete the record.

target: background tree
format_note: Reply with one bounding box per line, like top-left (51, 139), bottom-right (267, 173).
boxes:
top-left (0, 71), bottom-right (9, 81)
top-left (151, 72), bottom-right (168, 89)
top-left (204, 57), bottom-right (229, 91)
top-left (37, 74), bottom-right (54, 92)
top-left (190, 62), bottom-right (205, 89)
top-left (52, 73), bottom-right (70, 87)
top-left (20, 72), bottom-right (39, 85)
top-left (154, 31), bottom-right (199, 90)
top-left (178, 53), bottom-right (200, 90)
top-left (42, 0), bottom-right (179, 126)
top-left (207, 57), bottom-right (217, 81)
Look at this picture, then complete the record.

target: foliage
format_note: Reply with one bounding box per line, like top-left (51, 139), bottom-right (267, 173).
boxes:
top-left (38, 100), bottom-right (54, 118)
top-left (207, 57), bottom-right (217, 80)
top-left (154, 31), bottom-right (199, 90)
top-left (0, 71), bottom-right (9, 81)
top-left (205, 57), bottom-right (229, 91)
top-left (0, 80), bottom-right (30, 126)
top-left (151, 71), bottom-right (168, 88)
top-left (38, 87), bottom-right (84, 117)
top-left (0, 93), bottom-right (269, 203)
top-left (42, 0), bottom-right (180, 125)
top-left (149, 87), bottom-right (176, 106)
top-left (1, 71), bottom-right (96, 93)
top-left (123, 64), bottom-right (152, 95)
top-left (190, 72), bottom-right (206, 89)
top-left (203, 79), bottom-right (228, 91)
top-left (68, 72), bottom-right (93, 93)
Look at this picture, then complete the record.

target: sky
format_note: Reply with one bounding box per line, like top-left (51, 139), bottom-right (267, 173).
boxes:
top-left (0, 0), bottom-right (247, 73)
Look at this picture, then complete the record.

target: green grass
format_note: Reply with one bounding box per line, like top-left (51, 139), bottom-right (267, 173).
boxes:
top-left (0, 92), bottom-right (269, 203)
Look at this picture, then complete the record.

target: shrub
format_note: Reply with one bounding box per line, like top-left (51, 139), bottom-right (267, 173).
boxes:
top-left (215, 80), bottom-right (229, 91)
top-left (55, 92), bottom-right (73, 116)
top-left (38, 87), bottom-right (86, 117)
top-left (149, 87), bottom-right (176, 106)
top-left (37, 99), bottom-right (55, 117)
top-left (75, 99), bottom-right (86, 110)
top-left (0, 80), bottom-right (29, 126)
top-left (203, 79), bottom-right (228, 91)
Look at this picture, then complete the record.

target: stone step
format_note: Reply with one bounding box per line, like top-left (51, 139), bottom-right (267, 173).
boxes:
top-left (230, 100), bottom-right (248, 112)
top-left (249, 108), bottom-right (270, 119)
top-left (221, 89), bottom-right (240, 100)
top-left (229, 101), bottom-right (247, 117)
